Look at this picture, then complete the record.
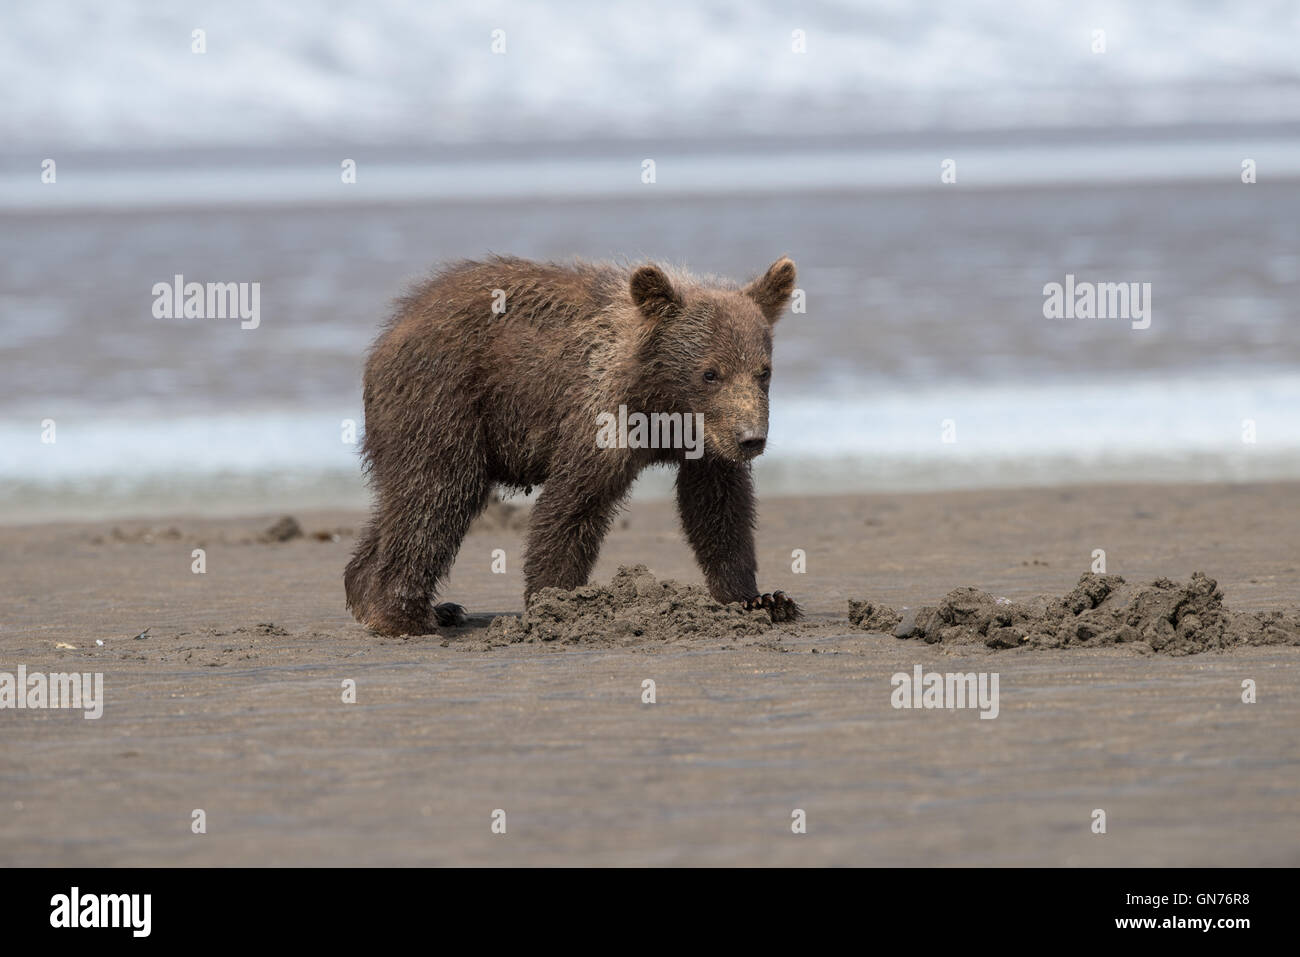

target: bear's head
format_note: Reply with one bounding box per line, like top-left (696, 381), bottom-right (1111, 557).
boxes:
top-left (630, 256), bottom-right (796, 464)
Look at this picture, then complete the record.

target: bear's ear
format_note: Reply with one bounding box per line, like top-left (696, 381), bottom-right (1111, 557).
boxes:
top-left (630, 264), bottom-right (683, 322)
top-left (744, 256), bottom-right (797, 324)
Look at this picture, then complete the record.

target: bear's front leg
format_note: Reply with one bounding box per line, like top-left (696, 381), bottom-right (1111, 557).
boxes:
top-left (523, 457), bottom-right (636, 601)
top-left (675, 457), bottom-right (801, 622)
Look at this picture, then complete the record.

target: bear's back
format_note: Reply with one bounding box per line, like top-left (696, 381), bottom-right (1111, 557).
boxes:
top-left (400, 257), bottom-right (622, 336)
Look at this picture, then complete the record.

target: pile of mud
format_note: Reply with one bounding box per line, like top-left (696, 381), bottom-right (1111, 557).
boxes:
top-left (88, 517), bottom-right (351, 546)
top-left (258, 516), bottom-right (350, 543)
top-left (853, 572), bottom-right (1300, 655)
top-left (487, 564), bottom-right (774, 645)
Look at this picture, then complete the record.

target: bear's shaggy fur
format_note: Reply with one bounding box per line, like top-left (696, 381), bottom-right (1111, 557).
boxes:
top-left (344, 255), bottom-right (799, 635)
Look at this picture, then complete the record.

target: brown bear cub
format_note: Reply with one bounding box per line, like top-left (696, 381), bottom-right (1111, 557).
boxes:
top-left (344, 255), bottom-right (800, 635)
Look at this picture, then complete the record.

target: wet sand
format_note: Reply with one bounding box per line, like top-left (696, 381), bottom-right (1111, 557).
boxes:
top-left (2, 481), bottom-right (1298, 865)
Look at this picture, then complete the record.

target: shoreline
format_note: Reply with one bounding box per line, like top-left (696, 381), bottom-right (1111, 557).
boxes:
top-left (4, 480), bottom-right (1299, 626)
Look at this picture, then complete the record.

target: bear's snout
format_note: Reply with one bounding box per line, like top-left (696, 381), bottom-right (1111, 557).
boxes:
top-left (737, 428), bottom-right (767, 458)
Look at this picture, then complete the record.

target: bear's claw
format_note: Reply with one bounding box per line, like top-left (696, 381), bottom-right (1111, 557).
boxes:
top-left (742, 591), bottom-right (802, 623)
top-left (433, 602), bottom-right (469, 627)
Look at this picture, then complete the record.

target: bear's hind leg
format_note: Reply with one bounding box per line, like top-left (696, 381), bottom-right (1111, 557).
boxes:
top-left (353, 463), bottom-right (491, 635)
top-left (344, 519), bottom-right (382, 619)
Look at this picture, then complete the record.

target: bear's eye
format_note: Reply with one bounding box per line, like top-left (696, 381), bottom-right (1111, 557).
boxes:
top-left (703, 369), bottom-right (719, 383)
top-left (757, 367), bottom-right (771, 382)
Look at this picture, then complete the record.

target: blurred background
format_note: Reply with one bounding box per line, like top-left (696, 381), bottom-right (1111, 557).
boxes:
top-left (2, 0), bottom-right (1299, 521)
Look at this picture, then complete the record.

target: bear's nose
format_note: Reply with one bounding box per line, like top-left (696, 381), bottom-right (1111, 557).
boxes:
top-left (737, 429), bottom-right (767, 456)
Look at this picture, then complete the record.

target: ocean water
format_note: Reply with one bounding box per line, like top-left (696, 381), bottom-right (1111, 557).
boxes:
top-left (4, 169), bottom-right (1299, 521)
top-left (7, 135), bottom-right (1300, 210)
top-left (2, 2), bottom-right (1299, 521)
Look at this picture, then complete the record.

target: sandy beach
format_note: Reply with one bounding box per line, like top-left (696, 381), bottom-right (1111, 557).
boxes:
top-left (3, 480), bottom-right (1297, 866)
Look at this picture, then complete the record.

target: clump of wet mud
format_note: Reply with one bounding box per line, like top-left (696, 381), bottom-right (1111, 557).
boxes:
top-left (260, 516), bottom-right (304, 542)
top-left (90, 525), bottom-right (185, 545)
top-left (847, 599), bottom-right (902, 633)
top-left (89, 517), bottom-right (353, 546)
top-left (852, 572), bottom-right (1300, 655)
top-left (487, 564), bottom-right (774, 645)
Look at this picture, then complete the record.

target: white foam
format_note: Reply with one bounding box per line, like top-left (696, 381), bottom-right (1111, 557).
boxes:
top-left (2, 0), bottom-right (1298, 151)
top-left (5, 370), bottom-right (1298, 521)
